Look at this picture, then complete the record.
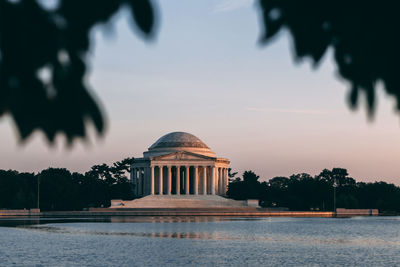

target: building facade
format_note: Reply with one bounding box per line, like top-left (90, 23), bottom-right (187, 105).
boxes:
top-left (131, 132), bottom-right (230, 197)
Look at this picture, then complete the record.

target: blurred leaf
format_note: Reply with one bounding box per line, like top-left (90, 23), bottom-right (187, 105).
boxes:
top-left (0, 0), bottom-right (157, 143)
top-left (258, 0), bottom-right (400, 117)
top-left (126, 0), bottom-right (156, 37)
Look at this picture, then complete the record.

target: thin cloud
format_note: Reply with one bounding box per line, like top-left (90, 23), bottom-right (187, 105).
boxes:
top-left (212, 0), bottom-right (253, 13)
top-left (246, 107), bottom-right (333, 115)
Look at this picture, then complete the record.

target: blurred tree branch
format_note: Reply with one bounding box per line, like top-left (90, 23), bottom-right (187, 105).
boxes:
top-left (0, 0), bottom-right (156, 143)
top-left (1, 0), bottom-right (399, 145)
top-left (259, 0), bottom-right (400, 117)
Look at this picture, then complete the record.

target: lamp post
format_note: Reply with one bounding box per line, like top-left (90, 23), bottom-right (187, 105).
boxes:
top-left (333, 178), bottom-right (337, 217)
top-left (37, 175), bottom-right (40, 210)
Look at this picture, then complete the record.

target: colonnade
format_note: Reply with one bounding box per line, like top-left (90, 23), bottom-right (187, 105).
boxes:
top-left (132, 165), bottom-right (229, 197)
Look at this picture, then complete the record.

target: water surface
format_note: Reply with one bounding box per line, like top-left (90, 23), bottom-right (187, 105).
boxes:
top-left (0, 216), bottom-right (399, 266)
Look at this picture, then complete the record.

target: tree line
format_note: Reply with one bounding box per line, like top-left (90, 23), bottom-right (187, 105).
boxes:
top-left (0, 158), bottom-right (134, 211)
top-left (1, 162), bottom-right (399, 212)
top-left (227, 168), bottom-right (400, 212)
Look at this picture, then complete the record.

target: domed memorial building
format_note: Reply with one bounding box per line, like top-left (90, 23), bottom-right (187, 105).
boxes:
top-left (111, 132), bottom-right (251, 208)
top-left (131, 132), bottom-right (230, 197)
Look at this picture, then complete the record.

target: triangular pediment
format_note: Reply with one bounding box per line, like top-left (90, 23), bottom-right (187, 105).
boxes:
top-left (151, 151), bottom-right (215, 161)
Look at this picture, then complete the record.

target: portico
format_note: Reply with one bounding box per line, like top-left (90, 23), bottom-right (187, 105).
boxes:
top-left (132, 159), bottom-right (229, 196)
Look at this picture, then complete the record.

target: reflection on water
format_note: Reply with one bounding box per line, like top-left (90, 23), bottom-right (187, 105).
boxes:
top-left (109, 215), bottom-right (261, 223)
top-left (16, 220), bottom-right (400, 246)
top-left (0, 215), bottom-right (261, 227)
top-left (1, 216), bottom-right (400, 266)
top-left (20, 225), bottom-right (234, 241)
top-left (0, 216), bottom-right (267, 230)
top-left (3, 216), bottom-right (264, 242)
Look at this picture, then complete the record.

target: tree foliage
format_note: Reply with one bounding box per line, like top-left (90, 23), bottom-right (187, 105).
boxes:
top-left (0, 157), bottom-right (134, 211)
top-left (0, 170), bottom-right (36, 209)
top-left (227, 168), bottom-right (400, 212)
top-left (85, 157), bottom-right (135, 200)
top-left (259, 0), bottom-right (400, 116)
top-left (2, 1), bottom-right (399, 143)
top-left (227, 170), bottom-right (267, 200)
top-left (0, 0), bottom-right (157, 142)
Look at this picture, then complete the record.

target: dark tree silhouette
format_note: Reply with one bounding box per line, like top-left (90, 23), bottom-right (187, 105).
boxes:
top-left (0, 157), bottom-right (134, 211)
top-left (1, 165), bottom-right (400, 212)
top-left (264, 176), bottom-right (290, 207)
top-left (0, 0), bottom-right (157, 143)
top-left (227, 170), bottom-right (267, 200)
top-left (317, 168), bottom-right (355, 187)
top-left (224, 167), bottom-right (400, 213)
top-left (259, 0), bottom-right (400, 116)
top-left (85, 157), bottom-right (134, 200)
top-left (2, 0), bottom-right (399, 143)
top-left (0, 169), bottom-right (36, 209)
top-left (227, 168), bottom-right (239, 182)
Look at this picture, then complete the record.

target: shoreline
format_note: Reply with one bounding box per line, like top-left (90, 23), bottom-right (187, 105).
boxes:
top-left (0, 208), bottom-right (379, 218)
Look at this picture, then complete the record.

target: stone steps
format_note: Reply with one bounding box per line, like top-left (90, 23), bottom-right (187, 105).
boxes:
top-left (112, 195), bottom-right (249, 208)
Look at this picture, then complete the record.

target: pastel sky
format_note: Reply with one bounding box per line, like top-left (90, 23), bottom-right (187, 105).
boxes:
top-left (1, 0), bottom-right (400, 183)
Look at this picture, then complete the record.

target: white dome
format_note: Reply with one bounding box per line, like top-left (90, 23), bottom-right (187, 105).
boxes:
top-left (144, 132), bottom-right (215, 158)
top-left (149, 132), bottom-right (209, 149)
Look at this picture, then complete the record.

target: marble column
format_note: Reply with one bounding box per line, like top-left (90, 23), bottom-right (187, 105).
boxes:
top-left (133, 168), bottom-right (137, 196)
top-left (138, 168), bottom-right (143, 196)
top-left (150, 166), bottom-right (154, 195)
top-left (159, 166), bottom-right (164, 195)
top-left (217, 168), bottom-right (221, 195)
top-left (167, 166), bottom-right (172, 195)
top-left (185, 166), bottom-right (189, 195)
top-left (144, 167), bottom-right (148, 195)
top-left (220, 168), bottom-right (225, 195)
top-left (139, 168), bottom-right (142, 196)
top-left (202, 166), bottom-right (207, 195)
top-left (142, 168), bottom-right (146, 195)
top-left (220, 168), bottom-right (223, 195)
top-left (211, 166), bottom-right (215, 195)
top-left (194, 166), bottom-right (198, 195)
top-left (224, 167), bottom-right (228, 195)
top-left (176, 166), bottom-right (180, 195)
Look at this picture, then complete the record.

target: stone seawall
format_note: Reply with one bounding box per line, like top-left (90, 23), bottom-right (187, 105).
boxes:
top-left (336, 208), bottom-right (379, 217)
top-left (83, 208), bottom-right (335, 217)
top-left (0, 208), bottom-right (380, 218)
top-left (0, 209), bottom-right (40, 216)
